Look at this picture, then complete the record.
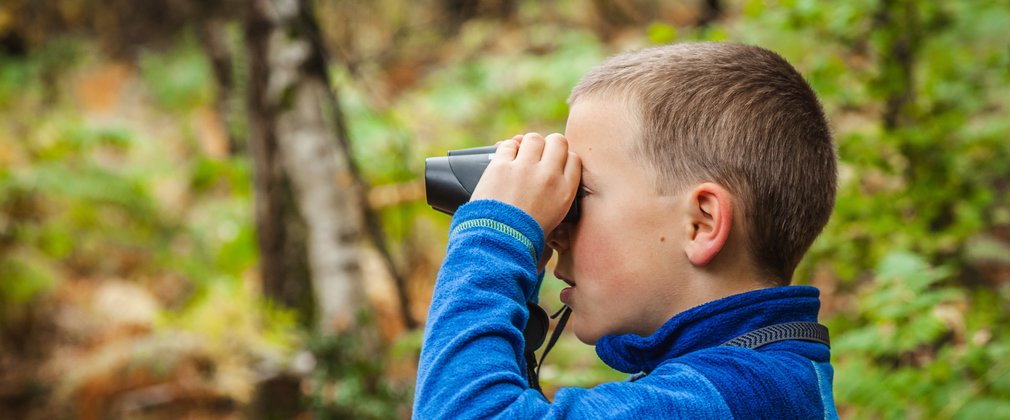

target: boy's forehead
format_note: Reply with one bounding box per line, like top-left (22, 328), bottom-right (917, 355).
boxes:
top-left (566, 98), bottom-right (641, 155)
top-left (566, 99), bottom-right (654, 189)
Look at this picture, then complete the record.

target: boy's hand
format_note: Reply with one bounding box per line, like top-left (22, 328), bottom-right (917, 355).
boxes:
top-left (471, 132), bottom-right (581, 237)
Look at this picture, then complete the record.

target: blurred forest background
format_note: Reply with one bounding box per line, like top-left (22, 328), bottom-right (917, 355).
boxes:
top-left (1, 0), bottom-right (1009, 418)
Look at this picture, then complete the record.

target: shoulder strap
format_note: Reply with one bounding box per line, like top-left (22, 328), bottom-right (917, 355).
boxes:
top-left (721, 321), bottom-right (830, 350)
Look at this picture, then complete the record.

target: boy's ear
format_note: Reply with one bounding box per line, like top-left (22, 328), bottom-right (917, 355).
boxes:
top-left (684, 182), bottom-right (733, 266)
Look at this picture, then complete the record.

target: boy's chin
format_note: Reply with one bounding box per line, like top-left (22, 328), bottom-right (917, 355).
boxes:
top-left (572, 321), bottom-right (603, 345)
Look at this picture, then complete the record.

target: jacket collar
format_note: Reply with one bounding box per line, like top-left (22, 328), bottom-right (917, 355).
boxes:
top-left (595, 286), bottom-right (822, 374)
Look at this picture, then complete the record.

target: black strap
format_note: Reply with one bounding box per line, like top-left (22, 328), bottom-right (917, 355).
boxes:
top-left (721, 321), bottom-right (830, 349)
top-left (525, 350), bottom-right (541, 392)
top-left (523, 302), bottom-right (549, 392)
top-left (536, 306), bottom-right (572, 379)
top-left (523, 304), bottom-right (571, 393)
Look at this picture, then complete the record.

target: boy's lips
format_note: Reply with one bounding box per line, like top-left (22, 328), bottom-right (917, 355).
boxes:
top-left (555, 271), bottom-right (575, 287)
top-left (555, 271), bottom-right (575, 306)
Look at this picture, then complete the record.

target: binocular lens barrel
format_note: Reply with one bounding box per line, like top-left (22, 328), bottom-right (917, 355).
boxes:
top-left (424, 145), bottom-right (579, 223)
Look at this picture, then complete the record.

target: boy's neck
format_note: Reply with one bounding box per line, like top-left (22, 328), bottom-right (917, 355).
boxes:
top-left (670, 271), bottom-right (772, 320)
top-left (665, 236), bottom-right (775, 326)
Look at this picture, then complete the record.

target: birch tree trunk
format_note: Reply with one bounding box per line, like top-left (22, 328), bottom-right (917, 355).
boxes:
top-left (245, 0), bottom-right (367, 334)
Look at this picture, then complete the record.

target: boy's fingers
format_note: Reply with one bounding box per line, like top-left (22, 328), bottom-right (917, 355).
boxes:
top-left (563, 151), bottom-right (581, 188)
top-left (542, 133), bottom-right (568, 171)
top-left (516, 133), bottom-right (546, 163)
top-left (495, 135), bottom-right (522, 148)
top-left (493, 139), bottom-right (519, 162)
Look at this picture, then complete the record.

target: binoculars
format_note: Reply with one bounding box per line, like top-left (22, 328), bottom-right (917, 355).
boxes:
top-left (424, 145), bottom-right (580, 223)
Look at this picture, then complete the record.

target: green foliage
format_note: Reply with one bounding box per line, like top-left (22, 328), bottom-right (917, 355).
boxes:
top-left (833, 252), bottom-right (962, 358)
top-left (0, 36), bottom-right (273, 351)
top-left (341, 28), bottom-right (604, 185)
top-left (138, 34), bottom-right (217, 113)
top-left (161, 281), bottom-right (301, 358)
top-left (306, 317), bottom-right (410, 420)
top-left (0, 37), bottom-right (83, 111)
top-left (830, 252), bottom-right (1010, 419)
top-left (0, 115), bottom-right (172, 316)
top-left (0, 250), bottom-right (57, 304)
top-left (647, 22), bottom-right (679, 45)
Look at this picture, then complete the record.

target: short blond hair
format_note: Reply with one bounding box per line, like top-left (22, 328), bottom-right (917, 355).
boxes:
top-left (569, 42), bottom-right (836, 284)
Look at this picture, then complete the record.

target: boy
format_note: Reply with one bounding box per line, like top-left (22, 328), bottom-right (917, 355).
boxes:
top-left (414, 42), bottom-right (838, 418)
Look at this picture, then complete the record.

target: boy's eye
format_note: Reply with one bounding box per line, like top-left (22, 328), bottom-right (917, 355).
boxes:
top-left (577, 186), bottom-right (591, 199)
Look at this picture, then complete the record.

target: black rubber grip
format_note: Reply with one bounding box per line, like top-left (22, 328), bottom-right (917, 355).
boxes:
top-left (721, 322), bottom-right (830, 349)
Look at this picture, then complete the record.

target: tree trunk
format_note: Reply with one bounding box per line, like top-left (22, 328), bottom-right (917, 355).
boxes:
top-left (197, 18), bottom-right (245, 156)
top-left (245, 0), bottom-right (368, 334)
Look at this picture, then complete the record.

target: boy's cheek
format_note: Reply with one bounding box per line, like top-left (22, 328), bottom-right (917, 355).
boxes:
top-left (572, 231), bottom-right (620, 273)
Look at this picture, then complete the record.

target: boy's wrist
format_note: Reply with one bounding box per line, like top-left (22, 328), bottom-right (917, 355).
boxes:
top-left (451, 199), bottom-right (546, 270)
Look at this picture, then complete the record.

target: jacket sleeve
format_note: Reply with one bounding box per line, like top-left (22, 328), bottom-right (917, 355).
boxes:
top-left (411, 200), bottom-right (734, 419)
top-left (413, 200), bottom-right (549, 418)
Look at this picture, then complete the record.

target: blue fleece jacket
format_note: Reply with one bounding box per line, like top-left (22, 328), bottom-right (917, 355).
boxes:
top-left (414, 200), bottom-right (838, 419)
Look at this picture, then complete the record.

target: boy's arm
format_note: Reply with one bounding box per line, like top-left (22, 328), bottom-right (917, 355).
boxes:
top-left (414, 133), bottom-right (577, 417)
top-left (412, 199), bottom-right (550, 417)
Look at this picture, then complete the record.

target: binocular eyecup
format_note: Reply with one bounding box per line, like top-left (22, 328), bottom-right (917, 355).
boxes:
top-left (424, 145), bottom-right (580, 224)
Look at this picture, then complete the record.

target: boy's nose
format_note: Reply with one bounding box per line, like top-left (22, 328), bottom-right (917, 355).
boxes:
top-left (546, 223), bottom-right (571, 253)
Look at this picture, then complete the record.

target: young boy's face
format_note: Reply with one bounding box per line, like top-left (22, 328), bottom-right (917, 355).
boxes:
top-left (550, 96), bottom-right (692, 344)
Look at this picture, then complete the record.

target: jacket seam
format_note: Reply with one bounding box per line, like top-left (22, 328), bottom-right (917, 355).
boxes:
top-left (451, 218), bottom-right (537, 261)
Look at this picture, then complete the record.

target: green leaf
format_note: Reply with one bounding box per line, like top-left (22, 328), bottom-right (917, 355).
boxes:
top-left (647, 23), bottom-right (678, 45)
